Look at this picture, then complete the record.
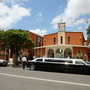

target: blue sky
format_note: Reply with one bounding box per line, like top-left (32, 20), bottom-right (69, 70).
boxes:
top-left (0, 0), bottom-right (90, 39)
top-left (12, 0), bottom-right (67, 32)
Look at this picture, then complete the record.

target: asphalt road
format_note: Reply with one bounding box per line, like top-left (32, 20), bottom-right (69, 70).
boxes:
top-left (0, 66), bottom-right (90, 90)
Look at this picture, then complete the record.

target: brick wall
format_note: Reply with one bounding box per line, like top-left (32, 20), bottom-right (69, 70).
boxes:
top-left (73, 47), bottom-right (88, 60)
top-left (65, 32), bottom-right (85, 45)
top-left (29, 32), bottom-right (43, 47)
top-left (43, 33), bottom-right (58, 46)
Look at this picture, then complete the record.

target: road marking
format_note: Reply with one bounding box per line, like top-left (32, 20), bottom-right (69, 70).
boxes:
top-left (0, 72), bottom-right (90, 87)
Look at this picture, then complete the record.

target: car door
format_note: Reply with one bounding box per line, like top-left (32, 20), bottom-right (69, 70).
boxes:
top-left (74, 60), bottom-right (86, 72)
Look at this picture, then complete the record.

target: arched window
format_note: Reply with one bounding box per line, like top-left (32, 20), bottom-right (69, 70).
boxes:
top-left (64, 48), bottom-right (72, 58)
top-left (48, 49), bottom-right (54, 58)
top-left (61, 36), bottom-right (63, 44)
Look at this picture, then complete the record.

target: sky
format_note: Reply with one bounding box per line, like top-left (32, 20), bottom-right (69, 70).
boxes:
top-left (0, 0), bottom-right (90, 39)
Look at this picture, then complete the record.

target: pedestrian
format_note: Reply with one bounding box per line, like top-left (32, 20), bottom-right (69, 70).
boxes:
top-left (21, 56), bottom-right (27, 70)
top-left (27, 56), bottom-right (34, 69)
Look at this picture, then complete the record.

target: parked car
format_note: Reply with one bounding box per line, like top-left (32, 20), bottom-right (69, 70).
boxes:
top-left (29, 58), bottom-right (90, 74)
top-left (0, 59), bottom-right (8, 66)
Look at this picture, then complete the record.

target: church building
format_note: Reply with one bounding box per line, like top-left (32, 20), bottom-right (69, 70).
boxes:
top-left (34, 23), bottom-right (88, 60)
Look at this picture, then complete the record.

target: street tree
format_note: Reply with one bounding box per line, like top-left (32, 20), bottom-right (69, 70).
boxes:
top-left (87, 25), bottom-right (90, 60)
top-left (0, 29), bottom-right (34, 65)
top-left (87, 25), bottom-right (90, 44)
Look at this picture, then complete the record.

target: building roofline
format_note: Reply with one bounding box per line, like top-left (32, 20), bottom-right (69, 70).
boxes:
top-left (44, 32), bottom-right (58, 36)
top-left (65, 31), bottom-right (83, 33)
top-left (29, 31), bottom-right (43, 37)
top-left (44, 31), bottom-right (84, 36)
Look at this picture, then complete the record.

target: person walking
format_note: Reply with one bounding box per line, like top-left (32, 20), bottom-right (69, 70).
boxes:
top-left (27, 55), bottom-right (34, 70)
top-left (21, 56), bottom-right (27, 70)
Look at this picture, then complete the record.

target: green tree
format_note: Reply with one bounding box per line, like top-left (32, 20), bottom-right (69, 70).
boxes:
top-left (87, 25), bottom-right (90, 60)
top-left (0, 29), bottom-right (34, 65)
top-left (87, 25), bottom-right (90, 44)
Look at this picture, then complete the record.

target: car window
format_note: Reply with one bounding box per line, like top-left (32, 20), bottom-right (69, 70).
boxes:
top-left (75, 61), bottom-right (84, 65)
top-left (65, 60), bottom-right (73, 63)
top-left (45, 59), bottom-right (65, 62)
top-left (45, 59), bottom-right (73, 63)
top-left (36, 59), bottom-right (43, 62)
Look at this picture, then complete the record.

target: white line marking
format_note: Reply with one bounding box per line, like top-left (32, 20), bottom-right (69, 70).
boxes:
top-left (0, 72), bottom-right (90, 87)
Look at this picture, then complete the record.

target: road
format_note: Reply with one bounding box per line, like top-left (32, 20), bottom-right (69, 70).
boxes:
top-left (0, 66), bottom-right (90, 90)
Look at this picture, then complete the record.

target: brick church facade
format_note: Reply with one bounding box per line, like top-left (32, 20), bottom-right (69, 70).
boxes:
top-left (34, 23), bottom-right (89, 60)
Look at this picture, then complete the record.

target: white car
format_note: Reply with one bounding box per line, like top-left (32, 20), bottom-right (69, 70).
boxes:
top-left (29, 58), bottom-right (90, 74)
top-left (0, 59), bottom-right (8, 66)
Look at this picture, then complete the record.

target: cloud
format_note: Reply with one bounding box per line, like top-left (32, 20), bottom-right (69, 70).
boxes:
top-left (52, 0), bottom-right (90, 27)
top-left (30, 29), bottom-right (47, 36)
top-left (0, 0), bottom-right (31, 4)
top-left (0, 3), bottom-right (31, 29)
